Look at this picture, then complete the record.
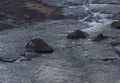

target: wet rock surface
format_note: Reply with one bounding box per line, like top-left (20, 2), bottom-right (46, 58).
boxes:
top-left (48, 12), bottom-right (65, 20)
top-left (0, 0), bottom-right (63, 22)
top-left (0, 0), bottom-right (120, 83)
top-left (0, 23), bottom-right (14, 31)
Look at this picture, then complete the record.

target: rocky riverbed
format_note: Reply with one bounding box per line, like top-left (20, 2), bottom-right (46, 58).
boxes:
top-left (0, 0), bottom-right (120, 83)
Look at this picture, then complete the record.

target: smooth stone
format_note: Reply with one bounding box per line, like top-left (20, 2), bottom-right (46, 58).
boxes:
top-left (67, 30), bottom-right (87, 39)
top-left (94, 33), bottom-right (107, 41)
top-left (111, 21), bottom-right (120, 29)
top-left (25, 38), bottom-right (54, 53)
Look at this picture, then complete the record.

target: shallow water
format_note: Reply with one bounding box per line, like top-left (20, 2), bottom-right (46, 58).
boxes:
top-left (0, 0), bottom-right (120, 83)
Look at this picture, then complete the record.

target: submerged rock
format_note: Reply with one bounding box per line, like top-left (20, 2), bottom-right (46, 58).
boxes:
top-left (49, 12), bottom-right (65, 20)
top-left (0, 23), bottom-right (13, 31)
top-left (26, 38), bottom-right (54, 53)
top-left (22, 9), bottom-right (46, 21)
top-left (115, 51), bottom-right (120, 56)
top-left (0, 57), bottom-right (16, 63)
top-left (111, 42), bottom-right (120, 47)
top-left (111, 21), bottom-right (120, 29)
top-left (21, 53), bottom-right (41, 59)
top-left (67, 30), bottom-right (87, 39)
top-left (94, 33), bottom-right (107, 41)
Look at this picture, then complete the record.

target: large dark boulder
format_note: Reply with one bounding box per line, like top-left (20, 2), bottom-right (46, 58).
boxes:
top-left (67, 30), bottom-right (87, 39)
top-left (111, 21), bottom-right (120, 29)
top-left (25, 38), bottom-right (54, 53)
top-left (0, 0), bottom-right (58, 22)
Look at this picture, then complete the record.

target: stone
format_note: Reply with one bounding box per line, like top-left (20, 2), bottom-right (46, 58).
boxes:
top-left (22, 9), bottom-right (46, 21)
top-left (111, 42), bottom-right (120, 47)
top-left (21, 53), bottom-right (41, 59)
top-left (101, 58), bottom-right (117, 61)
top-left (67, 30), bottom-right (87, 39)
top-left (115, 51), bottom-right (120, 56)
top-left (25, 38), bottom-right (54, 53)
top-left (91, 0), bottom-right (120, 5)
top-left (94, 33), bottom-right (107, 41)
top-left (111, 21), bottom-right (120, 29)
top-left (0, 23), bottom-right (13, 31)
top-left (0, 0), bottom-right (58, 22)
top-left (49, 13), bottom-right (65, 20)
top-left (0, 57), bottom-right (16, 63)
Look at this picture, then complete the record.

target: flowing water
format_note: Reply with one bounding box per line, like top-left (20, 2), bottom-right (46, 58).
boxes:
top-left (0, 0), bottom-right (120, 83)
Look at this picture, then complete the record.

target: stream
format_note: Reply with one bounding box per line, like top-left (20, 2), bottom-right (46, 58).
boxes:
top-left (0, 0), bottom-right (120, 83)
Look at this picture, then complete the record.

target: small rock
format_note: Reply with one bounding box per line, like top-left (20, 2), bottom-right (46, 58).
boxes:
top-left (25, 38), bottom-right (54, 53)
top-left (21, 52), bottom-right (41, 59)
top-left (94, 33), bottom-right (107, 41)
top-left (67, 30), bottom-right (87, 39)
top-left (111, 21), bottom-right (120, 29)
top-left (101, 58), bottom-right (117, 61)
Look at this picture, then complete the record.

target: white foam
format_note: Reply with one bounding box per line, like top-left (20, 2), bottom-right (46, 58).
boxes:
top-left (82, 11), bottom-right (113, 34)
top-left (83, 19), bottom-right (112, 34)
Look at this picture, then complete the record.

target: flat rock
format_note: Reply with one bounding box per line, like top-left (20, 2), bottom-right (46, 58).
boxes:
top-left (25, 38), bottom-right (54, 53)
top-left (81, 43), bottom-right (119, 59)
top-left (42, 0), bottom-right (85, 7)
top-left (48, 12), bottom-right (65, 20)
top-left (21, 52), bottom-right (41, 59)
top-left (91, 0), bottom-right (120, 5)
top-left (0, 23), bottom-right (13, 31)
top-left (62, 6), bottom-right (88, 19)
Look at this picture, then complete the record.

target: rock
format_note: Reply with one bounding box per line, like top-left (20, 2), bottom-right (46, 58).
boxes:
top-left (25, 38), bottom-right (54, 53)
top-left (67, 30), bottom-right (87, 39)
top-left (0, 23), bottom-right (13, 31)
top-left (21, 53), bottom-right (41, 59)
top-left (0, 57), bottom-right (16, 63)
top-left (101, 58), bottom-right (118, 61)
top-left (115, 51), bottom-right (120, 56)
top-left (111, 21), bottom-right (120, 29)
top-left (91, 0), bottom-right (120, 5)
top-left (111, 42), bottom-right (120, 47)
top-left (49, 13), bottom-right (65, 20)
top-left (0, 0), bottom-right (59, 22)
top-left (22, 9), bottom-right (46, 21)
top-left (94, 33), bottom-right (107, 41)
